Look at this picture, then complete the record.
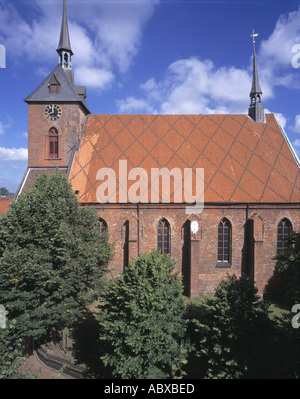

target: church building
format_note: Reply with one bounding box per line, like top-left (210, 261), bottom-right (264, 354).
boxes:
top-left (16, 0), bottom-right (300, 298)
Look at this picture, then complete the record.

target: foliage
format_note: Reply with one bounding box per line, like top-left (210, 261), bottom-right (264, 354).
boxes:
top-left (0, 314), bottom-right (36, 379)
top-left (0, 172), bottom-right (113, 342)
top-left (192, 274), bottom-right (271, 379)
top-left (274, 232), bottom-right (300, 306)
top-left (95, 250), bottom-right (190, 379)
top-left (0, 187), bottom-right (13, 197)
top-left (262, 310), bottom-right (300, 379)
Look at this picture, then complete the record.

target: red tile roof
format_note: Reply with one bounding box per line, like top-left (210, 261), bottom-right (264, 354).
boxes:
top-left (0, 197), bottom-right (13, 214)
top-left (68, 114), bottom-right (300, 204)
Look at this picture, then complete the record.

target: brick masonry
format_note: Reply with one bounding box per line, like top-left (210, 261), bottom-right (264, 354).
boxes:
top-left (24, 100), bottom-right (300, 298)
top-left (28, 103), bottom-right (87, 168)
top-left (87, 202), bottom-right (300, 297)
top-left (20, 1), bottom-right (300, 302)
top-left (25, 102), bottom-right (300, 298)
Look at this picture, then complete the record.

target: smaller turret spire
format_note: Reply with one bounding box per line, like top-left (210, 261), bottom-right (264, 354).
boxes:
top-left (248, 30), bottom-right (265, 123)
top-left (57, 0), bottom-right (73, 70)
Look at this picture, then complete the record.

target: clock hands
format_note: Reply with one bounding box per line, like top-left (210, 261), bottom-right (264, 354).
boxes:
top-left (45, 105), bottom-right (61, 120)
top-left (50, 107), bottom-right (57, 117)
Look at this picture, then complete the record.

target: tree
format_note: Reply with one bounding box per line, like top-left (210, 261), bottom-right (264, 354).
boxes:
top-left (192, 274), bottom-right (271, 379)
top-left (0, 318), bottom-right (28, 379)
top-left (95, 250), bottom-right (189, 379)
top-left (0, 187), bottom-right (13, 197)
top-left (274, 232), bottom-right (300, 306)
top-left (0, 172), bottom-right (112, 342)
top-left (0, 310), bottom-right (39, 379)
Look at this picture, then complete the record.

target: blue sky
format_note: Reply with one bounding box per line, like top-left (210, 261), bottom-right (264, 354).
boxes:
top-left (0, 0), bottom-right (300, 193)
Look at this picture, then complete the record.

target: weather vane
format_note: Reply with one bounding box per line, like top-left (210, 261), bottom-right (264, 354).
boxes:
top-left (251, 29), bottom-right (258, 44)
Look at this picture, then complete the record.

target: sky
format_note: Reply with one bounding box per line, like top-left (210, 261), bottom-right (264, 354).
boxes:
top-left (0, 0), bottom-right (300, 193)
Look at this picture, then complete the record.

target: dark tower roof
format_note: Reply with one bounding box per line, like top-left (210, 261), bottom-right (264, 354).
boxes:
top-left (24, 63), bottom-right (89, 112)
top-left (56, 0), bottom-right (73, 56)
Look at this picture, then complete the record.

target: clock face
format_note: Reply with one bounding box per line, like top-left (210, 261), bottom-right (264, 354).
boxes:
top-left (44, 104), bottom-right (62, 121)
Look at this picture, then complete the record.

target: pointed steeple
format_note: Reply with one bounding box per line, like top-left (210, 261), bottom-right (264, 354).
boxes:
top-left (57, 0), bottom-right (73, 70)
top-left (248, 30), bottom-right (265, 123)
top-left (250, 42), bottom-right (262, 97)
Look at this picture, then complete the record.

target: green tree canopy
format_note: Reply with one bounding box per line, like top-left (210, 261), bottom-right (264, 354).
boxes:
top-left (95, 250), bottom-right (189, 379)
top-left (0, 172), bottom-right (112, 342)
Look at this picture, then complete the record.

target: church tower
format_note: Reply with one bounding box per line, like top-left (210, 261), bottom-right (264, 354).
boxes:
top-left (24, 0), bottom-right (90, 172)
top-left (248, 30), bottom-right (265, 123)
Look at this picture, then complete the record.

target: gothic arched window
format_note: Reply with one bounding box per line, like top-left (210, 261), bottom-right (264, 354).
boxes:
top-left (99, 218), bottom-right (108, 235)
top-left (217, 218), bottom-right (231, 264)
top-left (49, 127), bottom-right (58, 159)
top-left (157, 218), bottom-right (170, 255)
top-left (277, 218), bottom-right (292, 252)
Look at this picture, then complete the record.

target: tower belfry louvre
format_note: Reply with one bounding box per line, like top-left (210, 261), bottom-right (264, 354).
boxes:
top-left (16, 1), bottom-right (300, 298)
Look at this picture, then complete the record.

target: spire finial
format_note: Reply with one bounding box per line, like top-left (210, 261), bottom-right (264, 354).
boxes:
top-left (248, 30), bottom-right (265, 123)
top-left (250, 29), bottom-right (258, 44)
top-left (57, 0), bottom-right (73, 69)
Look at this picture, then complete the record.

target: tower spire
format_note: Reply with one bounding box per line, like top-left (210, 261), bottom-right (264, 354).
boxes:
top-left (248, 30), bottom-right (264, 123)
top-left (57, 0), bottom-right (73, 70)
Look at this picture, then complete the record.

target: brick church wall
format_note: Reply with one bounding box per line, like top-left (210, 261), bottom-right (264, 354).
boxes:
top-left (20, 0), bottom-right (300, 302)
top-left (89, 202), bottom-right (299, 297)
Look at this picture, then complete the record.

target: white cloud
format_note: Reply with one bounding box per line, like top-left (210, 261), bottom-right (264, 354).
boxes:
top-left (292, 138), bottom-right (300, 158)
top-left (117, 57), bottom-right (253, 115)
top-left (91, 3), bottom-right (154, 72)
top-left (276, 113), bottom-right (287, 129)
top-left (162, 58), bottom-right (253, 114)
top-left (292, 138), bottom-right (300, 147)
top-left (0, 115), bottom-right (13, 136)
top-left (117, 96), bottom-right (155, 114)
top-left (0, 1), bottom-right (58, 63)
top-left (260, 7), bottom-right (300, 68)
top-left (75, 66), bottom-right (114, 90)
top-left (116, 6), bottom-right (300, 116)
top-left (258, 6), bottom-right (300, 89)
top-left (0, 0), bottom-right (160, 90)
top-left (269, 111), bottom-right (287, 129)
top-left (290, 114), bottom-right (300, 133)
top-left (0, 122), bottom-right (4, 135)
top-left (0, 147), bottom-right (28, 161)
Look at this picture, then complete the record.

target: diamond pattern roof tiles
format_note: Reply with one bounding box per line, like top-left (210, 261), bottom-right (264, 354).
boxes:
top-left (68, 113), bottom-right (300, 204)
